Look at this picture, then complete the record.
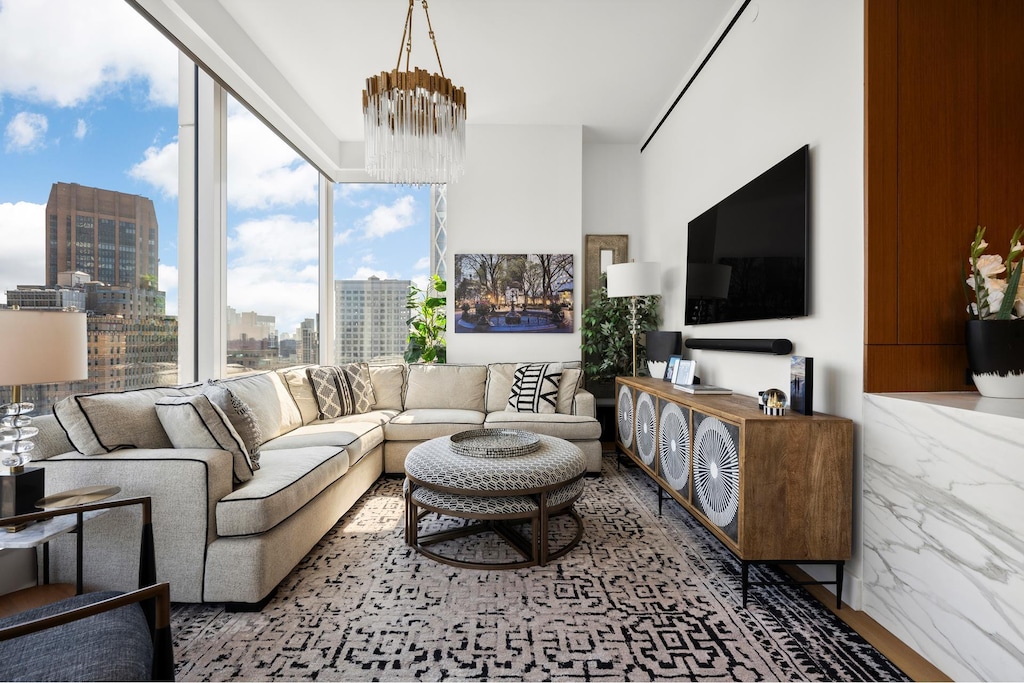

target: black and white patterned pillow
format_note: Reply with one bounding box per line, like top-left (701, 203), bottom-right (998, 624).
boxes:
top-left (340, 363), bottom-right (376, 414)
top-left (506, 363), bottom-right (563, 414)
top-left (306, 366), bottom-right (353, 420)
top-left (203, 381), bottom-right (264, 469)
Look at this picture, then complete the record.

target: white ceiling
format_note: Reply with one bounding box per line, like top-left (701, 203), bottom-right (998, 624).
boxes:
top-left (131, 0), bottom-right (738, 180)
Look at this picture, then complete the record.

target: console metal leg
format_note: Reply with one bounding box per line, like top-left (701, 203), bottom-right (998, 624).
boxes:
top-left (835, 561), bottom-right (845, 609)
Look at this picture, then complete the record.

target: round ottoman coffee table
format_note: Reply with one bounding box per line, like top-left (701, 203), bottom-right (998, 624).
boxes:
top-left (404, 431), bottom-right (586, 569)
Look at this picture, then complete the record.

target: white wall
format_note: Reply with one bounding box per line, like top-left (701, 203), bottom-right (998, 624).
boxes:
top-left (638, 0), bottom-right (866, 603)
top-left (583, 143), bottom-right (642, 238)
top-left (446, 125), bottom-right (583, 364)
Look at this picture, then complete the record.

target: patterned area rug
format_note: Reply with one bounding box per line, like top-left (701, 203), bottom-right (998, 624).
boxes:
top-left (171, 457), bottom-right (908, 681)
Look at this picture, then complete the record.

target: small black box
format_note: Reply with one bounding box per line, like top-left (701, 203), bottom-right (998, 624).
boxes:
top-left (0, 467), bottom-right (46, 518)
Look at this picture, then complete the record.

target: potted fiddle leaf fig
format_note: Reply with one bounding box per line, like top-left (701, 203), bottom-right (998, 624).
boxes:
top-left (405, 274), bottom-right (447, 363)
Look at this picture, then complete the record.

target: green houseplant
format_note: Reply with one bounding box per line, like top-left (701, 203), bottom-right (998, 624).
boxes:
top-left (580, 275), bottom-right (661, 394)
top-left (405, 274), bottom-right (447, 363)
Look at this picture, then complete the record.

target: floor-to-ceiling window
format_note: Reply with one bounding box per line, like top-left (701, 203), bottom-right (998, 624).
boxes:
top-left (0, 0), bottom-right (180, 412)
top-left (224, 96), bottom-right (319, 374)
top-left (332, 184), bottom-right (440, 365)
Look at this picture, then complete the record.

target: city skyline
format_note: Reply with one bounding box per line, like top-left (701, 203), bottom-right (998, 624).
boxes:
top-left (0, 0), bottom-right (433, 338)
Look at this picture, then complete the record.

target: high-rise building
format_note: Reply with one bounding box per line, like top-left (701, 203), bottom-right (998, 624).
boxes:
top-left (4, 273), bottom-right (177, 413)
top-left (335, 276), bottom-right (411, 364)
top-left (297, 317), bottom-right (318, 364)
top-left (45, 182), bottom-right (159, 289)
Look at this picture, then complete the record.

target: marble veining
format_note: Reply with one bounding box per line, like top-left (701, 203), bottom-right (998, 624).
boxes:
top-left (863, 394), bottom-right (1024, 681)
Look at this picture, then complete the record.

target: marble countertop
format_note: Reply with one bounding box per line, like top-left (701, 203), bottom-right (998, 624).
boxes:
top-left (872, 391), bottom-right (1024, 420)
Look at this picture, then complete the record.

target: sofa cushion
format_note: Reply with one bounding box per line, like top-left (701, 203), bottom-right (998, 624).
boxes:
top-left (261, 421), bottom-right (384, 468)
top-left (405, 364), bottom-right (486, 411)
top-left (278, 366), bottom-right (320, 425)
top-left (307, 365), bottom-right (353, 419)
top-left (202, 382), bottom-right (263, 469)
top-left (155, 395), bottom-right (255, 484)
top-left (384, 408), bottom-right (485, 441)
top-left (215, 446), bottom-right (348, 537)
top-left (53, 387), bottom-right (183, 455)
top-left (369, 364), bottom-right (405, 410)
top-left (213, 371), bottom-right (302, 440)
top-left (506, 363), bottom-right (562, 413)
top-left (483, 412), bottom-right (602, 441)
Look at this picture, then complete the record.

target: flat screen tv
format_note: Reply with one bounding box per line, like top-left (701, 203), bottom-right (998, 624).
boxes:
top-left (684, 145), bottom-right (809, 325)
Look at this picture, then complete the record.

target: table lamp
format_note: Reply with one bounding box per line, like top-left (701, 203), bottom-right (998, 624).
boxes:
top-left (0, 309), bottom-right (88, 525)
top-left (606, 262), bottom-right (661, 377)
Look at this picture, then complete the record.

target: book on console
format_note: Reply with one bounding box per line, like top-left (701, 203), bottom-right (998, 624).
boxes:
top-left (675, 384), bottom-right (732, 395)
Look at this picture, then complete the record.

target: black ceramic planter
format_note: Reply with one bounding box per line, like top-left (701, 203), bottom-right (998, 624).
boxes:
top-left (964, 320), bottom-right (1024, 398)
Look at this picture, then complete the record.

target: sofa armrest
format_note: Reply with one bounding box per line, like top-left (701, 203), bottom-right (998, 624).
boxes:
top-left (38, 448), bottom-right (234, 603)
top-left (572, 389), bottom-right (596, 418)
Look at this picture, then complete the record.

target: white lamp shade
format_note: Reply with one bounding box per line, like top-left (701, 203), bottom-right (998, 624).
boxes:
top-left (606, 262), bottom-right (661, 298)
top-left (0, 310), bottom-right (88, 386)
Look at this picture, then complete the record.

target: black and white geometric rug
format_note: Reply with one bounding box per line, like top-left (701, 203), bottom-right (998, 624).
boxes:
top-left (171, 457), bottom-right (908, 681)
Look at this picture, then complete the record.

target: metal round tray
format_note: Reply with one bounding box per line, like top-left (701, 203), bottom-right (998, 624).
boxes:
top-left (35, 485), bottom-right (121, 510)
top-left (449, 429), bottom-right (540, 458)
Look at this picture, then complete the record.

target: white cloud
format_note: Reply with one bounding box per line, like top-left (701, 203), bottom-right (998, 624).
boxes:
top-left (358, 194), bottom-right (417, 239)
top-left (227, 215), bottom-right (319, 267)
top-left (158, 263), bottom-right (178, 316)
top-left (0, 0), bottom-right (178, 107)
top-left (226, 108), bottom-right (318, 211)
top-left (226, 215), bottom-right (319, 333)
top-left (129, 140), bottom-right (178, 199)
top-left (352, 267), bottom-right (390, 280)
top-left (73, 118), bottom-right (87, 140)
top-left (0, 201), bottom-right (46, 304)
top-left (334, 228), bottom-right (355, 245)
top-left (413, 256), bottom-right (430, 271)
top-left (4, 111), bottom-right (47, 151)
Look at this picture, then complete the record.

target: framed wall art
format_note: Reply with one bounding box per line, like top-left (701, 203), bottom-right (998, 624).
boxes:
top-left (453, 253), bottom-right (574, 333)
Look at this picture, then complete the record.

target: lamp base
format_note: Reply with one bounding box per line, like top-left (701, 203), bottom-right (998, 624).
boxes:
top-left (0, 467), bottom-right (45, 532)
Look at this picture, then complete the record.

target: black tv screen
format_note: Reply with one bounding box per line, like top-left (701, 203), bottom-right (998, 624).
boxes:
top-left (684, 145), bottom-right (809, 325)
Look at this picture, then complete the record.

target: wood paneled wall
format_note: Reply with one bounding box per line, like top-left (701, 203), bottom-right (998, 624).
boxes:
top-left (864, 0), bottom-right (1024, 392)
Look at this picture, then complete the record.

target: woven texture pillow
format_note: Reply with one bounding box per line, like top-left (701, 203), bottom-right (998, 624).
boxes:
top-left (306, 366), bottom-right (353, 420)
top-left (340, 363), bottom-right (376, 414)
top-left (154, 395), bottom-right (254, 484)
top-left (507, 363), bottom-right (563, 414)
top-left (203, 382), bottom-right (263, 469)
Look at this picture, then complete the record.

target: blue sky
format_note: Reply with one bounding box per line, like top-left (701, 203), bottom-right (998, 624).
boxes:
top-left (0, 0), bottom-right (431, 336)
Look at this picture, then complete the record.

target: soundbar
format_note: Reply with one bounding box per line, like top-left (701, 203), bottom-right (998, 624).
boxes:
top-left (684, 338), bottom-right (793, 355)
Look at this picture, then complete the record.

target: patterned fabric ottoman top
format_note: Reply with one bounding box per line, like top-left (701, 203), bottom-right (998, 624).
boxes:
top-left (406, 433), bottom-right (586, 494)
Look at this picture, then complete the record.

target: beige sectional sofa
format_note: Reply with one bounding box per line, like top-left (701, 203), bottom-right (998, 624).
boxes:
top-left (31, 362), bottom-right (601, 608)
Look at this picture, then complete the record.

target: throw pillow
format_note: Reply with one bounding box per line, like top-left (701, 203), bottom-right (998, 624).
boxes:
top-left (556, 367), bottom-right (583, 414)
top-left (53, 387), bottom-right (183, 455)
top-left (340, 362), bottom-right (376, 414)
top-left (506, 363), bottom-right (563, 414)
top-left (154, 395), bottom-right (254, 484)
top-left (203, 381), bottom-right (263, 469)
top-left (306, 366), bottom-right (353, 420)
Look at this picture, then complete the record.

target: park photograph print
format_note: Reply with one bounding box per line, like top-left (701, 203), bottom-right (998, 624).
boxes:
top-left (453, 253), bottom-right (574, 333)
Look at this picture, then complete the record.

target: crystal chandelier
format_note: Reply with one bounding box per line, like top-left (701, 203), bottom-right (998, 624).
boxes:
top-left (362, 0), bottom-right (466, 185)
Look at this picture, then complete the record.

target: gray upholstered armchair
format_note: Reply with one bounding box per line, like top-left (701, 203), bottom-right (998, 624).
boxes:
top-left (0, 497), bottom-right (174, 681)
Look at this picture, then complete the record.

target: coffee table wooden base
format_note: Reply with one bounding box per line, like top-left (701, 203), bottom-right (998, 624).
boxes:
top-left (406, 494), bottom-right (584, 570)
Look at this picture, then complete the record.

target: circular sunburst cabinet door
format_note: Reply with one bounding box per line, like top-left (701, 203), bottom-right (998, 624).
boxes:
top-left (635, 392), bottom-right (656, 467)
top-left (692, 415), bottom-right (740, 535)
top-left (658, 401), bottom-right (690, 493)
top-left (616, 384), bottom-right (634, 449)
